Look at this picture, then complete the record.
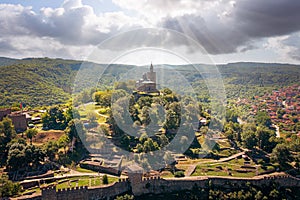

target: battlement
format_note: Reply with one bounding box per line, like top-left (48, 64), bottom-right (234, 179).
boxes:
top-left (263, 174), bottom-right (290, 180)
top-left (118, 178), bottom-right (129, 182)
top-left (142, 176), bottom-right (161, 181)
top-left (57, 186), bottom-right (88, 193)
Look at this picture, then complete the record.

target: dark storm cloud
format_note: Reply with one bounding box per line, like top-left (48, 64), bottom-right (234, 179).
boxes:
top-left (162, 0), bottom-right (300, 54)
top-left (235, 0), bottom-right (300, 37)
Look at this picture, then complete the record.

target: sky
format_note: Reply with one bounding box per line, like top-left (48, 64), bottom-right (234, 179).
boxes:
top-left (0, 0), bottom-right (300, 65)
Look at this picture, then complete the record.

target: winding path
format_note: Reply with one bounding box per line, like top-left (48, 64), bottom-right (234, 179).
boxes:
top-left (185, 151), bottom-right (247, 176)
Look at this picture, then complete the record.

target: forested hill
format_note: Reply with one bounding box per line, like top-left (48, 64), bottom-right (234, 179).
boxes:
top-left (0, 57), bottom-right (19, 67)
top-left (0, 57), bottom-right (299, 107)
top-left (0, 57), bottom-right (83, 107)
top-left (0, 57), bottom-right (133, 107)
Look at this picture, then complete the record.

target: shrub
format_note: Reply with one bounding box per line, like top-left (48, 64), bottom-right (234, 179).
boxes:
top-left (174, 171), bottom-right (185, 178)
top-left (102, 175), bottom-right (108, 184)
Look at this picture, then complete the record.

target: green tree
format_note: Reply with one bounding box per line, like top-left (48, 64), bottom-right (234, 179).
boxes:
top-left (256, 126), bottom-right (276, 152)
top-left (99, 124), bottom-right (110, 136)
top-left (64, 106), bottom-right (80, 124)
top-left (65, 119), bottom-right (85, 142)
top-left (93, 90), bottom-right (112, 107)
top-left (57, 134), bottom-right (70, 154)
top-left (0, 118), bottom-right (16, 165)
top-left (174, 171), bottom-right (185, 177)
top-left (102, 174), bottom-right (108, 184)
top-left (140, 106), bottom-right (151, 125)
top-left (143, 138), bottom-right (159, 152)
top-left (159, 134), bottom-right (169, 147)
top-left (0, 175), bottom-right (21, 198)
top-left (7, 142), bottom-right (27, 170)
top-left (120, 135), bottom-right (130, 150)
top-left (271, 143), bottom-right (292, 167)
top-left (256, 111), bottom-right (272, 127)
top-left (226, 108), bottom-right (238, 123)
top-left (42, 105), bottom-right (66, 129)
top-left (269, 189), bottom-right (280, 199)
top-left (241, 130), bottom-right (257, 149)
top-left (136, 143), bottom-right (144, 153)
top-left (254, 190), bottom-right (264, 200)
top-left (24, 145), bottom-right (45, 168)
top-left (163, 110), bottom-right (180, 130)
top-left (25, 128), bottom-right (38, 145)
top-left (43, 140), bottom-right (59, 161)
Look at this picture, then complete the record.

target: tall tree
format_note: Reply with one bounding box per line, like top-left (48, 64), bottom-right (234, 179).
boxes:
top-left (241, 130), bottom-right (257, 149)
top-left (256, 111), bottom-right (272, 127)
top-left (256, 126), bottom-right (276, 152)
top-left (271, 143), bottom-right (292, 167)
top-left (25, 128), bottom-right (38, 145)
top-left (7, 142), bottom-right (27, 170)
top-left (42, 106), bottom-right (66, 129)
top-left (0, 118), bottom-right (16, 165)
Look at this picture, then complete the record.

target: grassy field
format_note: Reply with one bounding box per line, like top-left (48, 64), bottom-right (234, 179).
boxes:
top-left (54, 176), bottom-right (119, 190)
top-left (191, 158), bottom-right (275, 178)
top-left (160, 170), bottom-right (175, 178)
top-left (78, 103), bottom-right (108, 123)
top-left (75, 166), bottom-right (97, 173)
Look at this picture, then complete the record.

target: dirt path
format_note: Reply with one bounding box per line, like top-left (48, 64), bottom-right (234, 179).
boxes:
top-left (273, 124), bottom-right (281, 138)
top-left (185, 151), bottom-right (246, 176)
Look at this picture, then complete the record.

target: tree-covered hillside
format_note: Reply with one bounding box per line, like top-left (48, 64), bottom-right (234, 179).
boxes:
top-left (0, 58), bottom-right (82, 106)
top-left (0, 57), bottom-right (299, 107)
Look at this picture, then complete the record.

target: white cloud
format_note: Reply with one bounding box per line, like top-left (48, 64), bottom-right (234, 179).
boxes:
top-left (0, 0), bottom-right (146, 59)
top-left (266, 32), bottom-right (300, 62)
top-left (0, 0), bottom-right (300, 63)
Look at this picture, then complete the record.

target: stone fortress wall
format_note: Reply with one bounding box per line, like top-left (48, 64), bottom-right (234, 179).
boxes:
top-left (19, 173), bottom-right (300, 200)
top-left (133, 174), bottom-right (300, 196)
top-left (40, 179), bottom-right (130, 200)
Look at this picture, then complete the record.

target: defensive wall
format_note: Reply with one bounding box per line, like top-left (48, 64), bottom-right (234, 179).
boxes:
top-left (15, 174), bottom-right (300, 200)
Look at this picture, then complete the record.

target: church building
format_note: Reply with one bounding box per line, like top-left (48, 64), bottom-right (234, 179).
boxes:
top-left (135, 63), bottom-right (158, 93)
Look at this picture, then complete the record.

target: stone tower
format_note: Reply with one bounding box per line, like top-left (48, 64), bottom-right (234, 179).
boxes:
top-left (127, 164), bottom-right (143, 195)
top-left (146, 62), bottom-right (156, 84)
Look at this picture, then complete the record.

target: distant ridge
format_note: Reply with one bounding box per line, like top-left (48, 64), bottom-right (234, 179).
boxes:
top-left (0, 56), bottom-right (299, 107)
top-left (0, 57), bottom-right (19, 67)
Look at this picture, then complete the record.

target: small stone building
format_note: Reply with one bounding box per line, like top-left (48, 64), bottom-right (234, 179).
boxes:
top-left (8, 112), bottom-right (27, 132)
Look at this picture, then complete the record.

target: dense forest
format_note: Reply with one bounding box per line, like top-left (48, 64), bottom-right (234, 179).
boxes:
top-left (0, 57), bottom-right (299, 107)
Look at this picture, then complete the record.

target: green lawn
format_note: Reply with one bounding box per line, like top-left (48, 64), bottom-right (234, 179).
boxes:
top-left (56, 176), bottom-right (119, 190)
top-left (75, 166), bottom-right (97, 173)
top-left (78, 103), bottom-right (108, 123)
top-left (192, 158), bottom-right (263, 178)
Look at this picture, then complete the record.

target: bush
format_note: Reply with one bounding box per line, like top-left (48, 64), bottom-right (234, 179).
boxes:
top-left (102, 175), bottom-right (108, 184)
top-left (115, 194), bottom-right (134, 200)
top-left (0, 175), bottom-right (21, 197)
top-left (174, 171), bottom-right (185, 178)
